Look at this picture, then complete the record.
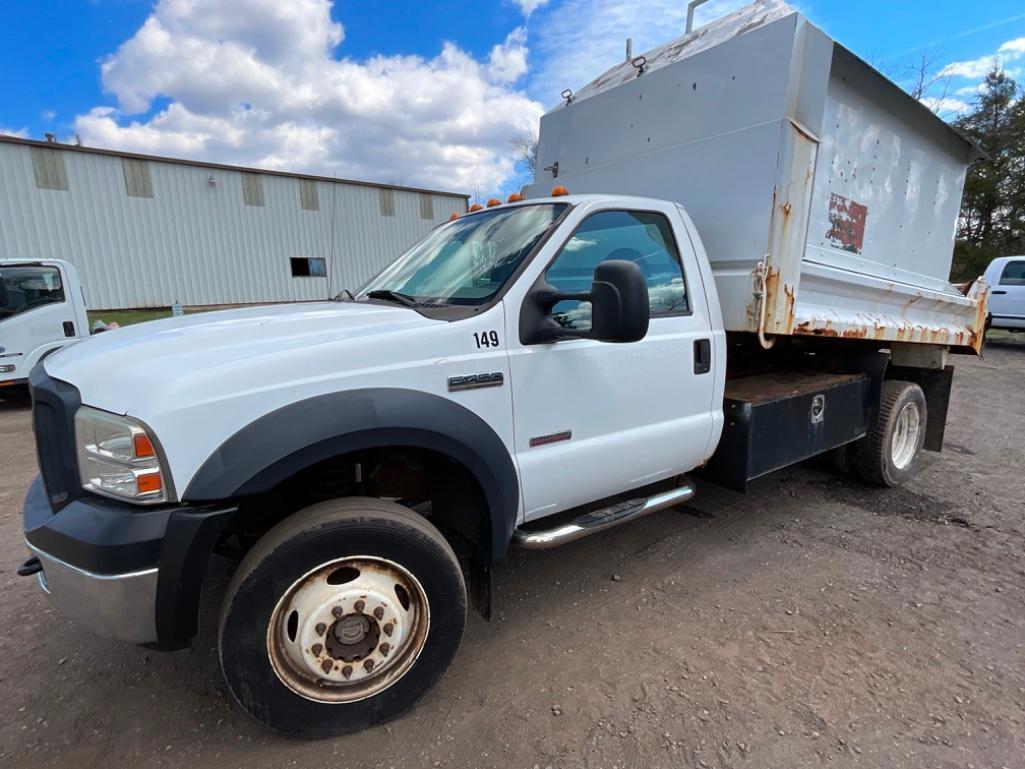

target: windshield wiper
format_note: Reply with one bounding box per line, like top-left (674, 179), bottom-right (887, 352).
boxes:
top-left (332, 289), bottom-right (355, 302)
top-left (365, 289), bottom-right (421, 308)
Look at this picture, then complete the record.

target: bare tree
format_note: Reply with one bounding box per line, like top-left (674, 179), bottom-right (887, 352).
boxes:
top-left (510, 130), bottom-right (539, 176)
top-left (876, 49), bottom-right (956, 115)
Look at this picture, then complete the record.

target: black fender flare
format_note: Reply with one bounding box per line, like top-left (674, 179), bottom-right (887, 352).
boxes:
top-left (183, 388), bottom-right (520, 562)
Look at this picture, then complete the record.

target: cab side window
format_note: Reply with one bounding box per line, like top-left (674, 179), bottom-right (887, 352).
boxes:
top-left (999, 260), bottom-right (1025, 286)
top-left (545, 210), bottom-right (688, 331)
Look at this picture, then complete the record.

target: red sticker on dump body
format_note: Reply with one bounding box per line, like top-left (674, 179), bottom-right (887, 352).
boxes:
top-left (826, 193), bottom-right (868, 254)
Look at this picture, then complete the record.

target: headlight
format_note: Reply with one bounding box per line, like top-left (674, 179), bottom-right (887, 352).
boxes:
top-left (74, 406), bottom-right (169, 504)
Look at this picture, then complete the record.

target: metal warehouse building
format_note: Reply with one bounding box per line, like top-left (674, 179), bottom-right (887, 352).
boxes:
top-left (0, 135), bottom-right (468, 310)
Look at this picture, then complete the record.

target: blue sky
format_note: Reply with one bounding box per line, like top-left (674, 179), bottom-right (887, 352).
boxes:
top-left (1, 0), bottom-right (1023, 194)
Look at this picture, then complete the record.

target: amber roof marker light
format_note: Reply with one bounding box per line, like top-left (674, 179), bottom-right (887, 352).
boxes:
top-left (507, 193), bottom-right (524, 203)
top-left (551, 186), bottom-right (569, 197)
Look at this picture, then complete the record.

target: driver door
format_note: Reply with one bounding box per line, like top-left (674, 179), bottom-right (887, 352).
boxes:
top-left (505, 206), bottom-right (717, 521)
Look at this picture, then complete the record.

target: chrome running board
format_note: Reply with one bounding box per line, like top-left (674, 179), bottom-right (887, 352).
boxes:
top-left (511, 478), bottom-right (697, 550)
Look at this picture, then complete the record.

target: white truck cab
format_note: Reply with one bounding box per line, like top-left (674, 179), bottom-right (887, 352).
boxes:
top-left (18, 1), bottom-right (989, 739)
top-left (0, 259), bottom-right (89, 397)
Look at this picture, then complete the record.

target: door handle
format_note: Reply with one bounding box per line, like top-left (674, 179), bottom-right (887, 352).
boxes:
top-left (694, 339), bottom-right (711, 375)
top-left (992, 290), bottom-right (1007, 295)
top-left (62, 321), bottom-right (75, 337)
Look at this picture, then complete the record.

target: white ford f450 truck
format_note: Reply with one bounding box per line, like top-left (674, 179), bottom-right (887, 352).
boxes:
top-left (19, 1), bottom-right (988, 737)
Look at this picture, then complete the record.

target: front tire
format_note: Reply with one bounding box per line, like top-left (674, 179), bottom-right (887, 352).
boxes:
top-left (851, 380), bottom-right (927, 487)
top-left (218, 497), bottom-right (467, 737)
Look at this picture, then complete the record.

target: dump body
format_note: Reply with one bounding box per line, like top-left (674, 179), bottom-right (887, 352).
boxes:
top-left (525, 0), bottom-right (987, 352)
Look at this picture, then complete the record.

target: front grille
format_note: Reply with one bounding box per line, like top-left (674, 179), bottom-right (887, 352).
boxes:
top-left (28, 368), bottom-right (82, 512)
top-left (33, 401), bottom-right (68, 506)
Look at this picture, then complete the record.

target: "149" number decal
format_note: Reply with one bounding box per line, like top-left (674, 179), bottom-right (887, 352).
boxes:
top-left (474, 330), bottom-right (500, 349)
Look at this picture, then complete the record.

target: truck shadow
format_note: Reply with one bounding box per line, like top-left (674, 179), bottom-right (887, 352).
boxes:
top-left (0, 397), bottom-right (31, 412)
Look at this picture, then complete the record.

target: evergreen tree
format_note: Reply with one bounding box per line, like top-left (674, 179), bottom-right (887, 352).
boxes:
top-left (951, 68), bottom-right (1025, 280)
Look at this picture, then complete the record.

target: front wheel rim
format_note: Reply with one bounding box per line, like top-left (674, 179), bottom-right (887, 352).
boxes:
top-left (267, 556), bottom-right (430, 704)
top-left (890, 401), bottom-right (922, 470)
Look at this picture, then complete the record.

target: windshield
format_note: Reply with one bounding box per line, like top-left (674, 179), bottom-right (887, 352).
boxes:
top-left (359, 203), bottom-right (567, 306)
top-left (0, 265), bottom-right (65, 323)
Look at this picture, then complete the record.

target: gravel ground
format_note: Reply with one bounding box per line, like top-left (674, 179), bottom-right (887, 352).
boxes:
top-left (1, 338), bottom-right (1023, 769)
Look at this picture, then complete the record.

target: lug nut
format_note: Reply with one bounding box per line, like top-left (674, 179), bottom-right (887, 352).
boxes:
top-left (380, 643), bottom-right (390, 656)
top-left (373, 607), bottom-right (384, 620)
top-left (312, 643), bottom-right (323, 656)
top-left (342, 665), bottom-right (353, 679)
top-left (321, 659), bottom-right (332, 674)
top-left (383, 623), bottom-right (394, 637)
top-left (364, 659), bottom-right (375, 673)
top-left (332, 606), bottom-right (345, 618)
top-left (315, 623), bottom-right (326, 635)
top-left (354, 599), bottom-right (366, 613)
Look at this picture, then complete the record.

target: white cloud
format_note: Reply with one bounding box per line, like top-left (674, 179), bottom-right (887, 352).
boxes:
top-left (75, 0), bottom-right (543, 193)
top-left (528, 0), bottom-right (748, 107)
top-left (919, 96), bottom-right (970, 116)
top-left (940, 35), bottom-right (1025, 79)
top-left (954, 84), bottom-right (985, 97)
top-left (0, 127), bottom-right (29, 138)
top-left (998, 37), bottom-right (1025, 55)
top-left (488, 27), bottom-right (530, 83)
top-left (512, 0), bottom-right (550, 17)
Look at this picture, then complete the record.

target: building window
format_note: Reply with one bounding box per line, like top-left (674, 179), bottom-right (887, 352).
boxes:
top-left (290, 257), bottom-right (327, 278)
top-left (419, 192), bottom-right (434, 219)
top-left (242, 172), bottom-right (264, 206)
top-left (299, 178), bottom-right (319, 211)
top-left (379, 188), bottom-right (396, 217)
top-left (30, 147), bottom-right (68, 191)
top-left (122, 157), bottom-right (154, 198)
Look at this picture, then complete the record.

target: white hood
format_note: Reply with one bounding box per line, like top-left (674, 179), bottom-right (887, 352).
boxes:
top-left (45, 301), bottom-right (443, 414)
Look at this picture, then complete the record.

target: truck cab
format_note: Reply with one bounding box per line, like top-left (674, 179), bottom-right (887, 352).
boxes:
top-left (0, 259), bottom-right (89, 396)
top-left (21, 194), bottom-right (726, 735)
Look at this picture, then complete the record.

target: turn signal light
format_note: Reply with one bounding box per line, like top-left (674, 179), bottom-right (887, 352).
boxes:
top-left (133, 432), bottom-right (156, 459)
top-left (551, 186), bottom-right (569, 197)
top-left (469, 203), bottom-right (484, 212)
top-left (136, 471), bottom-right (162, 495)
top-left (507, 193), bottom-right (524, 203)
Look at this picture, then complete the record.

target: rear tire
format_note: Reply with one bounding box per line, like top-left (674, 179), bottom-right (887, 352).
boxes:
top-left (851, 380), bottom-right (927, 487)
top-left (218, 497), bottom-right (467, 738)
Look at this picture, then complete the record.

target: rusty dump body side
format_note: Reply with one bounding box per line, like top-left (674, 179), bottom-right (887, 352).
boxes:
top-left (526, 0), bottom-right (987, 353)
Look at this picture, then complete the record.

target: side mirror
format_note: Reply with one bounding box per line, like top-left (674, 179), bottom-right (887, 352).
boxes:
top-left (520, 259), bottom-right (650, 345)
top-left (589, 260), bottom-right (650, 343)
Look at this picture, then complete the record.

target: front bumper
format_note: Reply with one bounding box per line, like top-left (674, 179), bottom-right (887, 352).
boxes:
top-left (22, 475), bottom-right (236, 647)
top-left (26, 543), bottom-right (160, 643)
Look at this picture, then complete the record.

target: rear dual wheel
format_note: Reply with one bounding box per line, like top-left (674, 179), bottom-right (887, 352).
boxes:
top-left (219, 498), bottom-right (466, 737)
top-left (849, 379), bottom-right (928, 487)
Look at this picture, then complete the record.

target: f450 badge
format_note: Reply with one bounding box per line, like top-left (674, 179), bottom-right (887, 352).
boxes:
top-left (448, 372), bottom-right (504, 392)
